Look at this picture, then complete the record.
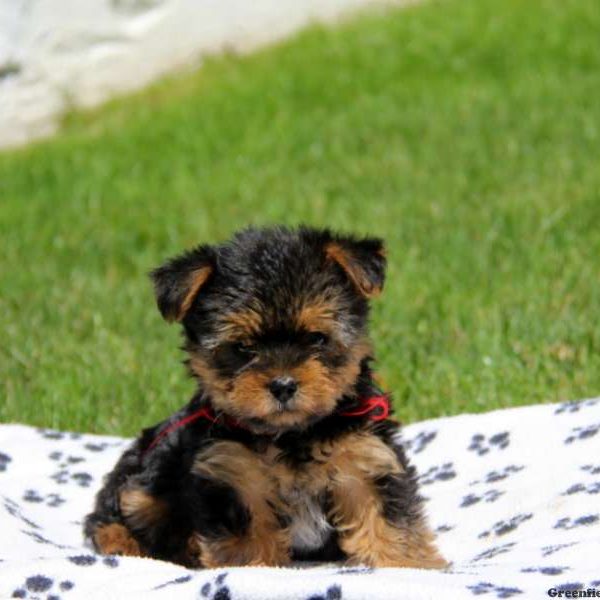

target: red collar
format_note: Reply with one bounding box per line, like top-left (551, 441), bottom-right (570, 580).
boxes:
top-left (337, 394), bottom-right (390, 421)
top-left (143, 393), bottom-right (390, 457)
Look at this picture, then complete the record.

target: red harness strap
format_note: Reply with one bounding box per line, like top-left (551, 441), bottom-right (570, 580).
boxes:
top-left (143, 393), bottom-right (391, 456)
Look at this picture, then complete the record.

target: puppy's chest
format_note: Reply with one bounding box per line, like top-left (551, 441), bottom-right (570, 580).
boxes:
top-left (263, 444), bottom-right (334, 552)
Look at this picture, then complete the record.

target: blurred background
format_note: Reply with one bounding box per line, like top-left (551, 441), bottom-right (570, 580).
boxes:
top-left (1, 0), bottom-right (599, 436)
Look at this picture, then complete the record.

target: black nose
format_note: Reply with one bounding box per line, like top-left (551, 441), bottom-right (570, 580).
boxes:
top-left (268, 376), bottom-right (298, 404)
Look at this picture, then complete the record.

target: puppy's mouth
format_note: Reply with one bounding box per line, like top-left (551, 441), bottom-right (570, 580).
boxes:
top-left (212, 383), bottom-right (339, 434)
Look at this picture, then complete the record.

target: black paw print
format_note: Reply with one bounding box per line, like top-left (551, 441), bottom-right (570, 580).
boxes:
top-left (11, 575), bottom-right (75, 599)
top-left (48, 452), bottom-right (92, 487)
top-left (472, 542), bottom-right (516, 562)
top-left (419, 463), bottom-right (456, 485)
top-left (471, 465), bottom-right (525, 485)
top-left (522, 566), bottom-right (568, 576)
top-left (66, 554), bottom-right (119, 568)
top-left (581, 464), bottom-right (600, 475)
top-left (200, 572), bottom-right (231, 600)
top-left (38, 429), bottom-right (65, 440)
top-left (468, 432), bottom-right (509, 455)
top-left (405, 430), bottom-right (437, 454)
top-left (467, 582), bottom-right (522, 597)
top-left (479, 513), bottom-right (532, 538)
top-left (50, 469), bottom-right (93, 487)
top-left (562, 482), bottom-right (600, 496)
top-left (541, 542), bottom-right (578, 557)
top-left (84, 442), bottom-right (109, 452)
top-left (460, 489), bottom-right (504, 508)
top-left (554, 515), bottom-right (599, 530)
top-left (552, 583), bottom-right (586, 593)
top-left (0, 452), bottom-right (12, 472)
top-left (564, 423), bottom-right (599, 444)
top-left (23, 490), bottom-right (66, 507)
top-left (306, 584), bottom-right (342, 600)
top-left (555, 399), bottom-right (598, 414)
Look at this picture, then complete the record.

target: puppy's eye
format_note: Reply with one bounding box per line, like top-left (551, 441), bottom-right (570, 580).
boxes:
top-left (232, 342), bottom-right (257, 357)
top-left (306, 332), bottom-right (329, 347)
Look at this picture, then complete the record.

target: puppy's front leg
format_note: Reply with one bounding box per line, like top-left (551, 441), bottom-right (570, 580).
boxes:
top-left (327, 432), bottom-right (447, 569)
top-left (192, 441), bottom-right (290, 567)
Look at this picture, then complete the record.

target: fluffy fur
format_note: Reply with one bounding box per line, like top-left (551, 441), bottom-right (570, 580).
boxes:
top-left (84, 226), bottom-right (447, 569)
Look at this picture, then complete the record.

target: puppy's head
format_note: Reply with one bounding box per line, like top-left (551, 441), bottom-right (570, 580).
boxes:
top-left (151, 227), bottom-right (386, 433)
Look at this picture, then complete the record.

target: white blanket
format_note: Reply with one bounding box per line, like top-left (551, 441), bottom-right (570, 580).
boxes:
top-left (1, 399), bottom-right (599, 599)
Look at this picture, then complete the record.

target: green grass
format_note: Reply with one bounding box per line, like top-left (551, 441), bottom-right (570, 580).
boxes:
top-left (1, 0), bottom-right (599, 436)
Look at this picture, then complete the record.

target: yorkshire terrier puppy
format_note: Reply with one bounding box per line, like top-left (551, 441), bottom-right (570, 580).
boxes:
top-left (84, 226), bottom-right (446, 569)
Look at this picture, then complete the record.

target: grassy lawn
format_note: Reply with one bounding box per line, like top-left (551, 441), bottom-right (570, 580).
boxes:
top-left (1, 0), bottom-right (599, 436)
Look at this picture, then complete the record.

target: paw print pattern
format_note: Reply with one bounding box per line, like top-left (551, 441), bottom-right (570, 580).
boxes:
top-left (468, 432), bottom-right (510, 455)
top-left (555, 399), bottom-right (598, 414)
top-left (419, 463), bottom-right (456, 485)
top-left (541, 542), bottom-right (579, 557)
top-left (38, 429), bottom-right (82, 441)
top-left (554, 515), bottom-right (599, 530)
top-left (200, 572), bottom-right (231, 600)
top-left (479, 513), bottom-right (533, 538)
top-left (38, 430), bottom-right (65, 441)
top-left (522, 566), bottom-right (569, 575)
top-left (68, 555), bottom-right (97, 566)
top-left (48, 452), bottom-right (92, 487)
top-left (553, 583), bottom-right (585, 593)
top-left (562, 482), bottom-right (600, 496)
top-left (23, 489), bottom-right (66, 507)
top-left (83, 442), bottom-right (110, 452)
top-left (467, 582), bottom-right (522, 597)
top-left (404, 430), bottom-right (437, 454)
top-left (50, 470), bottom-right (93, 487)
top-left (11, 575), bottom-right (75, 599)
top-left (460, 489), bottom-right (504, 507)
top-left (470, 465), bottom-right (525, 485)
top-left (0, 452), bottom-right (12, 472)
top-left (472, 542), bottom-right (516, 562)
top-left (306, 584), bottom-right (342, 600)
top-left (581, 464), bottom-right (600, 475)
top-left (564, 423), bottom-right (600, 444)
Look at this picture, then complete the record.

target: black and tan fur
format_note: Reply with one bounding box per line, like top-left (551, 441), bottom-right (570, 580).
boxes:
top-left (84, 226), bottom-right (447, 569)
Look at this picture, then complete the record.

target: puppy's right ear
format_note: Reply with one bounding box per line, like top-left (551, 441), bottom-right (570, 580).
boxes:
top-left (150, 245), bottom-right (216, 322)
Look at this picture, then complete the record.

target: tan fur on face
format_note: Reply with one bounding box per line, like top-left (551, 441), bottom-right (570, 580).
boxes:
top-left (218, 308), bottom-right (263, 338)
top-left (93, 523), bottom-right (145, 557)
top-left (120, 488), bottom-right (169, 531)
top-left (296, 296), bottom-right (339, 333)
top-left (193, 441), bottom-right (290, 567)
top-left (189, 337), bottom-right (372, 430)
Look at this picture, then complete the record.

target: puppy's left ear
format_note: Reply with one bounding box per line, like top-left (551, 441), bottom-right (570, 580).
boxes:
top-left (150, 245), bottom-right (216, 322)
top-left (325, 235), bottom-right (386, 298)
